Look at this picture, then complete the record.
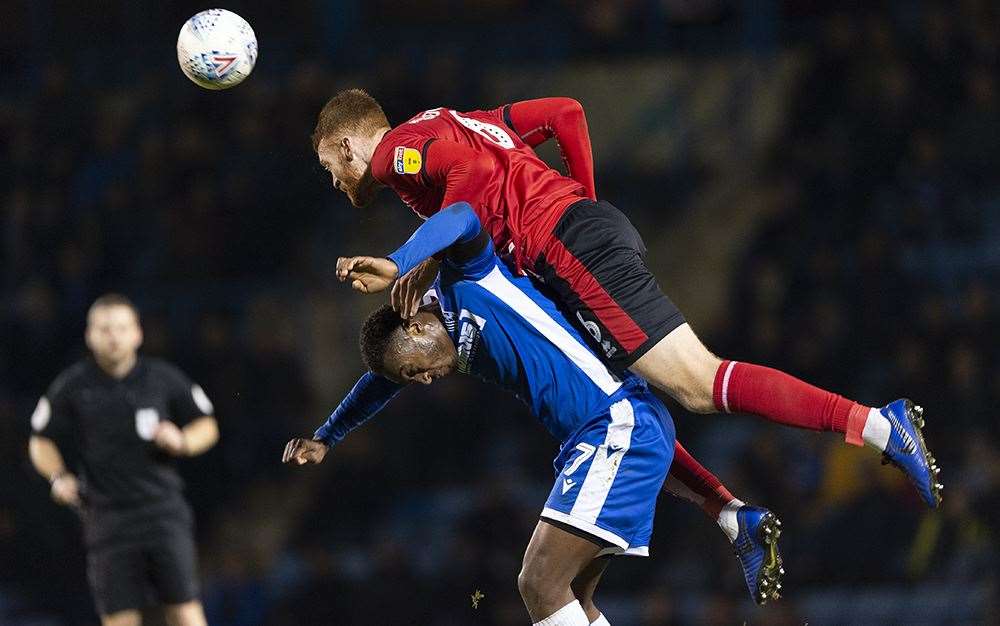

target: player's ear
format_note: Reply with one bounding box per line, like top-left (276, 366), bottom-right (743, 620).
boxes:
top-left (397, 365), bottom-right (428, 385)
top-left (340, 137), bottom-right (353, 161)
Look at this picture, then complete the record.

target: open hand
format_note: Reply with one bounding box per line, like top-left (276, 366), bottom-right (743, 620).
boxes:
top-left (337, 256), bottom-right (399, 294)
top-left (391, 257), bottom-right (440, 319)
top-left (282, 438), bottom-right (329, 466)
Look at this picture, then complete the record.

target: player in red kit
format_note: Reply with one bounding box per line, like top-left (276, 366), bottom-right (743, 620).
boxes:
top-left (312, 89), bottom-right (941, 605)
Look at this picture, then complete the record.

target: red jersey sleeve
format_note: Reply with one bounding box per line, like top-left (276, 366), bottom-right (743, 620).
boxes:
top-left (421, 139), bottom-right (494, 210)
top-left (505, 98), bottom-right (596, 200)
top-left (370, 131), bottom-right (430, 194)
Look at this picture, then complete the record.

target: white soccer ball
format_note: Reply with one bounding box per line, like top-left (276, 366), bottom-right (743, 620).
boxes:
top-left (176, 9), bottom-right (258, 90)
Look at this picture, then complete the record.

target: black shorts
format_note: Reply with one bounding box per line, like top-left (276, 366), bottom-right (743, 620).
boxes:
top-left (87, 531), bottom-right (199, 615)
top-left (533, 199), bottom-right (685, 371)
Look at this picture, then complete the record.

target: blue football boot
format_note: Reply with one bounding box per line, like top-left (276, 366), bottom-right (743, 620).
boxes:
top-left (879, 399), bottom-right (942, 508)
top-left (733, 506), bottom-right (784, 605)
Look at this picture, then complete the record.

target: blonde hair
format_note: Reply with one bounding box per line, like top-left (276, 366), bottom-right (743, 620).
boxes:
top-left (312, 88), bottom-right (389, 151)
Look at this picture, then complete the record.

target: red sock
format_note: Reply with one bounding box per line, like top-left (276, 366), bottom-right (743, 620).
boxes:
top-left (665, 440), bottom-right (735, 518)
top-left (713, 360), bottom-right (870, 446)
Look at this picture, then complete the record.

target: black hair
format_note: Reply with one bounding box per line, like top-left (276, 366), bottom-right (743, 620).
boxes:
top-left (359, 304), bottom-right (405, 373)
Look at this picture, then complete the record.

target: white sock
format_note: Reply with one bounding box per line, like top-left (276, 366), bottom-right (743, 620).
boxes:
top-left (591, 614), bottom-right (611, 626)
top-left (718, 498), bottom-right (745, 542)
top-left (533, 600), bottom-right (590, 626)
top-left (862, 408), bottom-right (891, 451)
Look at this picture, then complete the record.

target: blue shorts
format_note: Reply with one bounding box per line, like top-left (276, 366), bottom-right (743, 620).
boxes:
top-left (541, 390), bottom-right (675, 557)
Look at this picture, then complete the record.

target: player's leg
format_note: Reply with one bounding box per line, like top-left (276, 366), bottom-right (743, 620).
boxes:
top-left (536, 200), bottom-right (940, 508)
top-left (163, 601), bottom-right (207, 626)
top-left (519, 519), bottom-right (604, 624)
top-left (532, 391), bottom-right (673, 624)
top-left (101, 610), bottom-right (142, 626)
top-left (633, 324), bottom-right (941, 506)
top-left (570, 556), bottom-right (612, 624)
top-left (665, 440), bottom-right (784, 604)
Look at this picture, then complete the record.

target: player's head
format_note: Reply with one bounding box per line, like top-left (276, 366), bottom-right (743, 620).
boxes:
top-left (85, 293), bottom-right (143, 365)
top-left (313, 88), bottom-right (390, 208)
top-left (359, 304), bottom-right (456, 385)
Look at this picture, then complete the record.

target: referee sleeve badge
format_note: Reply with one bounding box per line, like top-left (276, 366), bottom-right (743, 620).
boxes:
top-left (135, 408), bottom-right (161, 441)
top-left (191, 385), bottom-right (215, 415)
top-left (31, 397), bottom-right (51, 432)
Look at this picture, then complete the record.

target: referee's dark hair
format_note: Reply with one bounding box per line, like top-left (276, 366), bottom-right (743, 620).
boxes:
top-left (359, 304), bottom-right (405, 374)
top-left (88, 293), bottom-right (139, 319)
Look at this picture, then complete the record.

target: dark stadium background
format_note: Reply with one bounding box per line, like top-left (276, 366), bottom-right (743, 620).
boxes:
top-left (2, 1), bottom-right (998, 624)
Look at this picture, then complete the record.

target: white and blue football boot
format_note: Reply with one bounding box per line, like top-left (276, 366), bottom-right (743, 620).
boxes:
top-left (879, 399), bottom-right (942, 508)
top-left (732, 506), bottom-right (784, 605)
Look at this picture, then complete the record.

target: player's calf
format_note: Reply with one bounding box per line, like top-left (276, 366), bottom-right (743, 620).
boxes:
top-left (519, 520), bottom-right (604, 624)
top-left (570, 556), bottom-right (611, 623)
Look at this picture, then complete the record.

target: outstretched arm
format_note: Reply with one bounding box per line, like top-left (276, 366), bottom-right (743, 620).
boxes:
top-left (387, 202), bottom-right (481, 277)
top-left (337, 202), bottom-right (487, 316)
top-left (337, 202), bottom-right (480, 287)
top-left (507, 98), bottom-right (596, 200)
top-left (283, 371), bottom-right (404, 465)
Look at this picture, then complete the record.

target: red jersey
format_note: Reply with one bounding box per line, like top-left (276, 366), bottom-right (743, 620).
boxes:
top-left (370, 98), bottom-right (597, 272)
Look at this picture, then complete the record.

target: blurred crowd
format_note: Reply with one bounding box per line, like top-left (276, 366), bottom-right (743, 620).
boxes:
top-left (1, 1), bottom-right (998, 624)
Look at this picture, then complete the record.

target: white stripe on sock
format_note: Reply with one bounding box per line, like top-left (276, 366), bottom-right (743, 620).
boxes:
top-left (721, 361), bottom-right (737, 412)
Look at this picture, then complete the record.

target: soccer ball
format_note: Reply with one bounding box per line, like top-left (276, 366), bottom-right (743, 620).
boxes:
top-left (176, 9), bottom-right (257, 90)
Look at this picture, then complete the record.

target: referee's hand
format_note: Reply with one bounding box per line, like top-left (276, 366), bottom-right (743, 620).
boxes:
top-left (282, 438), bottom-right (329, 466)
top-left (51, 473), bottom-right (81, 508)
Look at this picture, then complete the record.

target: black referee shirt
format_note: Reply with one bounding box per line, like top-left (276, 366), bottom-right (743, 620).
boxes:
top-left (31, 356), bottom-right (214, 547)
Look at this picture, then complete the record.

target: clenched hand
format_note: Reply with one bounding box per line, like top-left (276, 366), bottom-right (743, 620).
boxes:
top-left (282, 438), bottom-right (330, 466)
top-left (337, 256), bottom-right (399, 294)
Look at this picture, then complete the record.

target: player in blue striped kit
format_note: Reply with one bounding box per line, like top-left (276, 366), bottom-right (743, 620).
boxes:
top-left (283, 203), bottom-right (781, 625)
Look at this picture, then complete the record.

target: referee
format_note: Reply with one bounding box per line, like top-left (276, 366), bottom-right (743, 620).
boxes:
top-left (28, 294), bottom-right (218, 626)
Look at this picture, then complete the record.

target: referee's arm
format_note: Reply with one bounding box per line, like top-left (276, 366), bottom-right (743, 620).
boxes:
top-left (155, 367), bottom-right (219, 457)
top-left (153, 415), bottom-right (219, 457)
top-left (29, 435), bottom-right (81, 507)
top-left (28, 386), bottom-right (81, 507)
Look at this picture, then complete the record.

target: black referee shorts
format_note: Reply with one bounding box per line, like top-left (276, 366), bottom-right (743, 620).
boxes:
top-left (533, 199), bottom-right (685, 372)
top-left (87, 530), bottom-right (199, 615)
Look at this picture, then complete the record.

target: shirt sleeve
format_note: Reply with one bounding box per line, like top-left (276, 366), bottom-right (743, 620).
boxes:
top-left (506, 98), bottom-right (597, 200)
top-left (421, 139), bottom-right (495, 211)
top-left (387, 202), bottom-right (483, 276)
top-left (371, 131), bottom-right (431, 190)
top-left (31, 372), bottom-right (76, 443)
top-left (161, 363), bottom-right (215, 424)
top-left (313, 372), bottom-right (405, 447)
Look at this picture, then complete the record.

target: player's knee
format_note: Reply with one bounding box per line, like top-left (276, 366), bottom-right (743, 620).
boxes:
top-left (676, 383), bottom-right (717, 414)
top-left (518, 562), bottom-right (559, 609)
